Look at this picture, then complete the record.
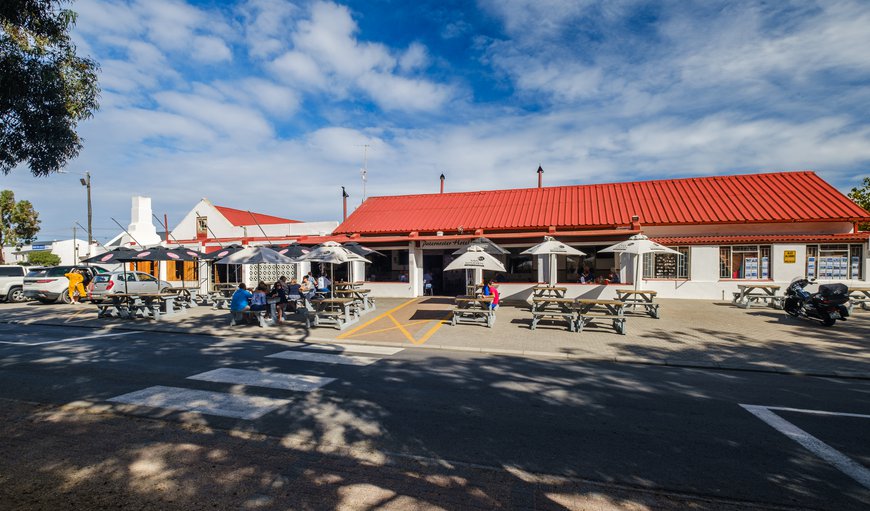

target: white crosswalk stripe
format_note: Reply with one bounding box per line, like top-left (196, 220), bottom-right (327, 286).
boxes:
top-left (267, 350), bottom-right (381, 366)
top-left (300, 343), bottom-right (404, 356)
top-left (188, 368), bottom-right (335, 392)
top-left (108, 385), bottom-right (290, 420)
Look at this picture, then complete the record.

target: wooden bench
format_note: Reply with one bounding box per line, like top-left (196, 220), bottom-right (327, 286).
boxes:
top-left (848, 287), bottom-right (870, 312)
top-left (229, 309), bottom-right (268, 327)
top-left (310, 298), bottom-right (357, 330)
top-left (452, 295), bottom-right (495, 328)
top-left (575, 299), bottom-right (626, 335)
top-left (615, 289), bottom-right (660, 319)
top-left (530, 297), bottom-right (577, 331)
top-left (732, 285), bottom-right (783, 309)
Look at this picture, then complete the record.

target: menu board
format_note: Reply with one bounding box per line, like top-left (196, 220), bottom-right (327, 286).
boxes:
top-left (761, 257), bottom-right (769, 279)
top-left (654, 254), bottom-right (677, 278)
top-left (745, 257), bottom-right (759, 279)
top-left (852, 257), bottom-right (861, 279)
top-left (807, 257), bottom-right (816, 279)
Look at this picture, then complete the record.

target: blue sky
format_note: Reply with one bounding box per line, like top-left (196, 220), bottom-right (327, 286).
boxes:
top-left (4, 0), bottom-right (870, 242)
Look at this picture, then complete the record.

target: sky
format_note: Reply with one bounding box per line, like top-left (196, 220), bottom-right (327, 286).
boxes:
top-left (3, 0), bottom-right (870, 243)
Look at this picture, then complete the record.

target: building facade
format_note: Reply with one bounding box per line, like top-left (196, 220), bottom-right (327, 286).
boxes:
top-left (303, 171), bottom-right (870, 301)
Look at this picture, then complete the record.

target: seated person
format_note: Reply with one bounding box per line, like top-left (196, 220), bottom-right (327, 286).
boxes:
top-left (250, 282), bottom-right (268, 313)
top-left (286, 278), bottom-right (302, 311)
top-left (269, 277), bottom-right (288, 322)
top-left (579, 265), bottom-right (594, 284)
top-left (606, 268), bottom-right (620, 284)
top-left (482, 279), bottom-right (500, 310)
top-left (316, 274), bottom-right (331, 293)
top-left (230, 283), bottom-right (253, 322)
top-left (300, 276), bottom-right (317, 300)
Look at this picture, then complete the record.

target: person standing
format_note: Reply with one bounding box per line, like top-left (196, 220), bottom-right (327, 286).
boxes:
top-left (317, 273), bottom-right (331, 293)
top-left (64, 268), bottom-right (86, 304)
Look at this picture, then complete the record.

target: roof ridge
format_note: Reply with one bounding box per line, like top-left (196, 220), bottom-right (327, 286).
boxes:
top-left (361, 170), bottom-right (817, 201)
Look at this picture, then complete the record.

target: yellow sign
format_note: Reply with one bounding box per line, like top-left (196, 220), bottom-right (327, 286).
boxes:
top-left (784, 250), bottom-right (796, 263)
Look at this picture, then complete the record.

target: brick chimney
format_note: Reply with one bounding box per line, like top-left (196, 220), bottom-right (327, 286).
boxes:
top-left (440, 173), bottom-right (445, 194)
top-left (537, 166), bottom-right (544, 188)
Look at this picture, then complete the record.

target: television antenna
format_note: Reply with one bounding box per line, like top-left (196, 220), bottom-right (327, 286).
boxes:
top-left (355, 144), bottom-right (372, 204)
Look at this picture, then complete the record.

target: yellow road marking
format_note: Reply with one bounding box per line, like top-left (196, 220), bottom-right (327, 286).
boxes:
top-left (413, 312), bottom-right (453, 345)
top-left (337, 298), bottom-right (418, 339)
top-left (64, 307), bottom-right (89, 322)
top-left (351, 320), bottom-right (430, 337)
top-left (386, 313), bottom-right (416, 343)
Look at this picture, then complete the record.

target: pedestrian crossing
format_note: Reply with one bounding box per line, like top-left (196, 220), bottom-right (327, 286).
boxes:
top-left (105, 343), bottom-right (403, 420)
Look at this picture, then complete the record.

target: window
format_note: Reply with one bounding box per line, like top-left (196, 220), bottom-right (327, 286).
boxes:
top-left (0, 266), bottom-right (23, 277)
top-left (642, 247), bottom-right (690, 279)
top-left (719, 245), bottom-right (771, 279)
top-left (506, 248), bottom-right (538, 283)
top-left (366, 249), bottom-right (409, 282)
top-left (806, 244), bottom-right (863, 280)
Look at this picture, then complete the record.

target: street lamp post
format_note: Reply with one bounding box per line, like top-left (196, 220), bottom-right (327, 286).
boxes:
top-left (80, 171), bottom-right (92, 248)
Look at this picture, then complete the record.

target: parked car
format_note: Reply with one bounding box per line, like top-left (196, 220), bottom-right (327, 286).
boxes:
top-left (23, 265), bottom-right (108, 304)
top-left (89, 271), bottom-right (173, 302)
top-left (0, 265), bottom-right (38, 303)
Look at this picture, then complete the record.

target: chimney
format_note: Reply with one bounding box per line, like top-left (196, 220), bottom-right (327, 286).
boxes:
top-left (342, 186), bottom-right (349, 221)
top-left (537, 165), bottom-right (544, 188)
top-left (630, 215), bottom-right (641, 231)
top-left (440, 173), bottom-right (445, 194)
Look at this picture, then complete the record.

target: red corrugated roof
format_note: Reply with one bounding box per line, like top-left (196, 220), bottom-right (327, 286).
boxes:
top-left (652, 233), bottom-right (870, 245)
top-left (214, 205), bottom-right (299, 226)
top-left (335, 171), bottom-right (870, 235)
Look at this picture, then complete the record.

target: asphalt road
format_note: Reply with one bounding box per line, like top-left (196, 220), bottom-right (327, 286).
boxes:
top-left (0, 322), bottom-right (868, 510)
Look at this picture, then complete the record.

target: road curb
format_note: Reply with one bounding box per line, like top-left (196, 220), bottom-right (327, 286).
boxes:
top-left (6, 319), bottom-right (870, 380)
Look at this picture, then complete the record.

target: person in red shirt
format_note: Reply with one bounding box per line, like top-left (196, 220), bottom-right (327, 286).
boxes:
top-left (483, 279), bottom-right (500, 310)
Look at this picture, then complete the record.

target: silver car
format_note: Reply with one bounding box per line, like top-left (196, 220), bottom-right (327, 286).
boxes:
top-left (89, 271), bottom-right (173, 301)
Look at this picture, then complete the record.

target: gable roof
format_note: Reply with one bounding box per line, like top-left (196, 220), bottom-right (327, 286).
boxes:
top-left (334, 171), bottom-right (870, 235)
top-left (214, 205), bottom-right (299, 226)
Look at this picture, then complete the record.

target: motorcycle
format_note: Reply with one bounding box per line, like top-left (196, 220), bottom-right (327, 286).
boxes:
top-left (783, 278), bottom-right (851, 327)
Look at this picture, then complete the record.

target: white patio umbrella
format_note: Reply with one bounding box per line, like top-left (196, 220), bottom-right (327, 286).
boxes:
top-left (598, 234), bottom-right (681, 293)
top-left (452, 237), bottom-right (510, 256)
top-left (445, 245), bottom-right (506, 293)
top-left (296, 241), bottom-right (371, 298)
top-left (521, 237), bottom-right (586, 286)
top-left (214, 246), bottom-right (297, 284)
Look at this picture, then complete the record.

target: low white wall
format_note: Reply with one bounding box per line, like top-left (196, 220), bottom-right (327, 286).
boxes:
top-left (367, 282), bottom-right (415, 298)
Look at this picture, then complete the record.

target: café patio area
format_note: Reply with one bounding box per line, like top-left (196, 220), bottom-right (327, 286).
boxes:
top-left (1, 296), bottom-right (868, 378)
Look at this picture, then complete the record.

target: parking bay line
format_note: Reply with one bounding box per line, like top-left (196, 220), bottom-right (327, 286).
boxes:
top-left (300, 344), bottom-right (405, 356)
top-left (0, 331), bottom-right (139, 346)
top-left (188, 368), bottom-right (335, 392)
top-left (741, 404), bottom-right (870, 490)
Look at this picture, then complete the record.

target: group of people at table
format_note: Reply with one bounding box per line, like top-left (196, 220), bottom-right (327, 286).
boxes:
top-left (229, 274), bottom-right (331, 324)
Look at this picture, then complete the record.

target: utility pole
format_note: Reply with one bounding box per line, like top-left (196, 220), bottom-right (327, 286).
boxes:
top-left (79, 171), bottom-right (92, 249)
top-left (356, 144), bottom-right (371, 204)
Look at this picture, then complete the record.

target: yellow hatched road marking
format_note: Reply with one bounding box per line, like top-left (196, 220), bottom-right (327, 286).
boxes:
top-left (351, 320), bottom-right (430, 337)
top-left (413, 312), bottom-right (453, 345)
top-left (337, 298), bottom-right (418, 339)
top-left (386, 313), bottom-right (416, 343)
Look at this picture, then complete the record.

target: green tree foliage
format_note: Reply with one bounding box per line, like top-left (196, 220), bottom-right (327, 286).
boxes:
top-left (0, 190), bottom-right (42, 263)
top-left (1, 0), bottom-right (99, 176)
top-left (27, 250), bottom-right (59, 266)
top-left (848, 177), bottom-right (870, 231)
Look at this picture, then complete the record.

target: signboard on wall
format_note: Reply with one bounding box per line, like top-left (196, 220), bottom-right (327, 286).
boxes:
top-left (783, 250), bottom-right (796, 263)
top-left (420, 240), bottom-right (471, 249)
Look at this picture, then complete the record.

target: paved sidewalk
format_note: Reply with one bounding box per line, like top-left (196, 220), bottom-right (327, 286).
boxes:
top-left (1, 297), bottom-right (868, 378)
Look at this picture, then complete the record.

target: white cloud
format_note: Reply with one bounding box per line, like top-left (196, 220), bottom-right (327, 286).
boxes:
top-left (266, 1), bottom-right (452, 111)
top-left (191, 35), bottom-right (233, 63)
top-left (239, 0), bottom-right (299, 59)
top-left (153, 91), bottom-right (275, 142)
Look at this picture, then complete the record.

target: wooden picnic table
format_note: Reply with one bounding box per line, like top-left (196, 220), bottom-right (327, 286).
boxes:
top-left (615, 289), bottom-right (660, 318)
top-left (466, 284), bottom-right (485, 297)
top-left (452, 295), bottom-right (495, 328)
top-left (732, 284), bottom-right (782, 309)
top-left (310, 297), bottom-right (358, 330)
top-left (96, 292), bottom-right (181, 321)
top-left (530, 296), bottom-right (576, 331)
top-left (575, 299), bottom-right (626, 335)
top-left (848, 287), bottom-right (870, 312)
top-left (334, 288), bottom-right (376, 313)
top-left (531, 285), bottom-right (568, 299)
top-left (334, 281), bottom-right (365, 291)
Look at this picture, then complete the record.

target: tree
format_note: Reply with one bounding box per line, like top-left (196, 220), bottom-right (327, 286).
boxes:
top-left (1, 0), bottom-right (99, 176)
top-left (848, 177), bottom-right (870, 231)
top-left (27, 250), bottom-right (59, 266)
top-left (0, 190), bottom-right (41, 263)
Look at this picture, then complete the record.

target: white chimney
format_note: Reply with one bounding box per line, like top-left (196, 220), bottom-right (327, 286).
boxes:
top-left (125, 196), bottom-right (161, 246)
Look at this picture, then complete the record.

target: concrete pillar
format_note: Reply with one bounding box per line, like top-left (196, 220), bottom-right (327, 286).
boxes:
top-left (409, 242), bottom-right (423, 297)
top-left (537, 255), bottom-right (548, 283)
top-left (349, 261), bottom-right (366, 282)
